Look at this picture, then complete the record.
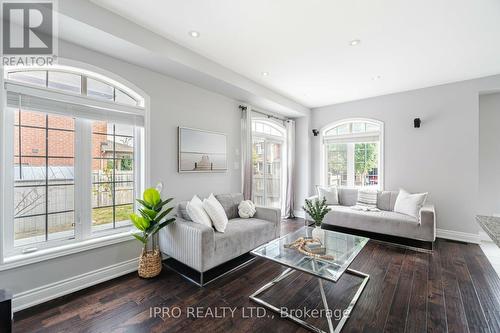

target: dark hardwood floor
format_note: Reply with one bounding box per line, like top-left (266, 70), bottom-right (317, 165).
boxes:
top-left (13, 219), bottom-right (500, 333)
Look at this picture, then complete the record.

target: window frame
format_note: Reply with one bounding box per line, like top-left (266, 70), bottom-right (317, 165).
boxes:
top-left (321, 118), bottom-right (384, 189)
top-left (1, 65), bottom-right (148, 266)
top-left (251, 118), bottom-right (286, 209)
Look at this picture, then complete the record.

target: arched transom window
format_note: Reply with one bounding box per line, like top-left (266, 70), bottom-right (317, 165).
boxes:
top-left (323, 119), bottom-right (383, 189)
top-left (5, 66), bottom-right (144, 107)
top-left (252, 119), bottom-right (285, 138)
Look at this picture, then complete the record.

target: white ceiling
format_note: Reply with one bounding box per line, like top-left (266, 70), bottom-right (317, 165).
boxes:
top-left (91, 0), bottom-right (500, 108)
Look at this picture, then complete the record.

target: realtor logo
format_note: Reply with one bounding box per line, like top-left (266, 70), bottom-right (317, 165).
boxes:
top-left (2, 0), bottom-right (57, 66)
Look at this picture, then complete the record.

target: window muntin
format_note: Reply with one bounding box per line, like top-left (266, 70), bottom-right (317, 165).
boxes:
top-left (6, 69), bottom-right (143, 107)
top-left (324, 120), bottom-right (382, 189)
top-left (14, 110), bottom-right (76, 247)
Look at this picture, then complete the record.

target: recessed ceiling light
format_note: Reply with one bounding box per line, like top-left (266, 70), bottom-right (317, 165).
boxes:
top-left (371, 75), bottom-right (382, 80)
top-left (261, 72), bottom-right (269, 76)
top-left (349, 39), bottom-right (361, 46)
top-left (189, 31), bottom-right (200, 38)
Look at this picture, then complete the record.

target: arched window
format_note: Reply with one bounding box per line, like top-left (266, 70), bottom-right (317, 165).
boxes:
top-left (322, 119), bottom-right (383, 189)
top-left (2, 65), bottom-right (147, 256)
top-left (4, 66), bottom-right (144, 107)
top-left (251, 119), bottom-right (285, 208)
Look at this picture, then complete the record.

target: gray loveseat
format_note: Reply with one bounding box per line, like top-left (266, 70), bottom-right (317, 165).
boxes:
top-left (309, 188), bottom-right (436, 246)
top-left (159, 193), bottom-right (281, 285)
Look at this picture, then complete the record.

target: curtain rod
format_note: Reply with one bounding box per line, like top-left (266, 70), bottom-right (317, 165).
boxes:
top-left (238, 105), bottom-right (290, 123)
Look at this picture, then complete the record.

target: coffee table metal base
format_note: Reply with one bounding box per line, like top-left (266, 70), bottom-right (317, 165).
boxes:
top-left (249, 267), bottom-right (369, 333)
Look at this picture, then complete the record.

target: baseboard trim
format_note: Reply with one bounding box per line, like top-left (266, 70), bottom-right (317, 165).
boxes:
top-left (12, 257), bottom-right (138, 312)
top-left (436, 228), bottom-right (481, 244)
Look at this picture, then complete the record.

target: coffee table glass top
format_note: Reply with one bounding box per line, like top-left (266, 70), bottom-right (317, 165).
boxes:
top-left (251, 226), bottom-right (369, 282)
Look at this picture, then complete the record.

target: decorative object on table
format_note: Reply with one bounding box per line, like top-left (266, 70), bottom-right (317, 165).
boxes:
top-left (303, 197), bottom-right (331, 227)
top-left (284, 237), bottom-right (333, 260)
top-left (131, 187), bottom-right (176, 278)
top-left (178, 127), bottom-right (227, 172)
top-left (476, 215), bottom-right (500, 248)
top-left (0, 289), bottom-right (12, 333)
top-left (238, 200), bottom-right (256, 218)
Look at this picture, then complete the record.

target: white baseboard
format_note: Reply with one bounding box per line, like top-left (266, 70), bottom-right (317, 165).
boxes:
top-left (12, 257), bottom-right (138, 312)
top-left (435, 228), bottom-right (480, 244)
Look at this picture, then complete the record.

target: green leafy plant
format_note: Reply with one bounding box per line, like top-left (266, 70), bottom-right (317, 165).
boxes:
top-left (130, 188), bottom-right (175, 251)
top-left (302, 197), bottom-right (331, 227)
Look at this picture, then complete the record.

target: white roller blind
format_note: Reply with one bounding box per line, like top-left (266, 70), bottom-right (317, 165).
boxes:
top-left (6, 82), bottom-right (144, 126)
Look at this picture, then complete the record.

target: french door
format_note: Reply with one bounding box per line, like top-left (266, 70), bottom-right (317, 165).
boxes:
top-left (252, 138), bottom-right (283, 208)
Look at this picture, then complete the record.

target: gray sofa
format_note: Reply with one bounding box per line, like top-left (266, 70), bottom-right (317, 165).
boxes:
top-left (159, 193), bottom-right (281, 285)
top-left (309, 188), bottom-right (436, 243)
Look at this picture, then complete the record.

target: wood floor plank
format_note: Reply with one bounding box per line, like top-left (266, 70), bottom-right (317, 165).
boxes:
top-left (12, 220), bottom-right (500, 333)
top-left (405, 251), bottom-right (429, 333)
top-left (427, 241), bottom-right (448, 333)
top-left (446, 241), bottom-right (491, 333)
top-left (439, 240), bottom-right (472, 333)
top-left (463, 244), bottom-right (500, 332)
top-left (383, 249), bottom-right (415, 332)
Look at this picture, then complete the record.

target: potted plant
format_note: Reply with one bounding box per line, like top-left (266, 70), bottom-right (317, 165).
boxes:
top-left (130, 187), bottom-right (175, 278)
top-left (303, 197), bottom-right (331, 242)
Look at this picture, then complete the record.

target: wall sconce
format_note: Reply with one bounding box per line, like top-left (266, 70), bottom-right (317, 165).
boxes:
top-left (414, 118), bottom-right (421, 128)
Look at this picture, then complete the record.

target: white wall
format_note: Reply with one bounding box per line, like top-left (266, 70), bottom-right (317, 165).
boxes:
top-left (0, 40), bottom-right (243, 309)
top-left (479, 92), bottom-right (500, 215)
top-left (311, 75), bottom-right (500, 235)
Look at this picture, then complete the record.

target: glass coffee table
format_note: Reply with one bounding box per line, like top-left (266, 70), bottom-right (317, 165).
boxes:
top-left (250, 226), bottom-right (370, 333)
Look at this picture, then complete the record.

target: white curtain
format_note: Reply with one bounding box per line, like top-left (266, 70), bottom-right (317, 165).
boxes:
top-left (241, 107), bottom-right (253, 200)
top-left (283, 120), bottom-right (296, 218)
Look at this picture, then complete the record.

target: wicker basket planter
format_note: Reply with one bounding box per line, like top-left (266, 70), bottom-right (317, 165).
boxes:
top-left (138, 249), bottom-right (162, 278)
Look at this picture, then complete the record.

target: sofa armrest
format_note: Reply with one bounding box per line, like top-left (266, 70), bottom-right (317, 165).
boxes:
top-left (420, 204), bottom-right (436, 241)
top-left (306, 195), bottom-right (319, 202)
top-left (255, 206), bottom-right (281, 238)
top-left (159, 217), bottom-right (215, 272)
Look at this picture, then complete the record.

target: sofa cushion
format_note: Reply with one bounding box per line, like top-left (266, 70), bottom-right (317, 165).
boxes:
top-left (211, 218), bottom-right (276, 266)
top-left (176, 201), bottom-right (192, 221)
top-left (377, 191), bottom-right (399, 211)
top-left (215, 193), bottom-right (244, 220)
top-left (338, 188), bottom-right (358, 206)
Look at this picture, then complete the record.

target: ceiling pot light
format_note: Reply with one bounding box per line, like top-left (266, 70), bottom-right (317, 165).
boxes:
top-left (349, 39), bottom-right (361, 46)
top-left (261, 72), bottom-right (269, 76)
top-left (189, 31), bottom-right (200, 38)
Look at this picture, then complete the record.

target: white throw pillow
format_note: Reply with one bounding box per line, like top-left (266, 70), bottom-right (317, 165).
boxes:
top-left (316, 186), bottom-right (339, 205)
top-left (186, 195), bottom-right (212, 228)
top-left (394, 189), bottom-right (428, 220)
top-left (202, 194), bottom-right (229, 232)
top-left (238, 200), bottom-right (256, 218)
top-left (353, 190), bottom-right (379, 211)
